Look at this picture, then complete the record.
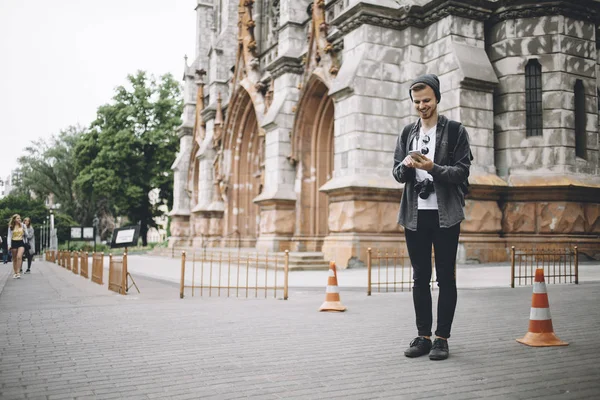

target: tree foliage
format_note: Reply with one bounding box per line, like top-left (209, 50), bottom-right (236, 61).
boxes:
top-left (74, 71), bottom-right (182, 245)
top-left (18, 126), bottom-right (88, 220)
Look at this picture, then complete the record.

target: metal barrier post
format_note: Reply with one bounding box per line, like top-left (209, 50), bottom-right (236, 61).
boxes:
top-left (574, 246), bottom-right (579, 284)
top-left (367, 248), bottom-right (372, 296)
top-left (180, 251), bottom-right (186, 299)
top-left (284, 250), bottom-right (289, 300)
top-left (510, 246), bottom-right (515, 288)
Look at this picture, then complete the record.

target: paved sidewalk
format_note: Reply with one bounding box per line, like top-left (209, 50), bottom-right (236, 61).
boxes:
top-left (1, 261), bottom-right (600, 399)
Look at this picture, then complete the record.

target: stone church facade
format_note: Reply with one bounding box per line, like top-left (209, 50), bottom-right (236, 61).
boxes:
top-left (170, 0), bottom-right (600, 266)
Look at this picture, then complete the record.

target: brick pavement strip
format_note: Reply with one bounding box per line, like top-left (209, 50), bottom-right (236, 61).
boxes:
top-left (1, 261), bottom-right (599, 399)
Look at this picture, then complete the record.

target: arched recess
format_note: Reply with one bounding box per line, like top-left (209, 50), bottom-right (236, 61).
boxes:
top-left (292, 76), bottom-right (335, 250)
top-left (222, 88), bottom-right (263, 247)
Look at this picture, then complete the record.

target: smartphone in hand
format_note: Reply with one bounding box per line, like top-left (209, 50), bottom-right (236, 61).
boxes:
top-left (409, 150), bottom-right (423, 160)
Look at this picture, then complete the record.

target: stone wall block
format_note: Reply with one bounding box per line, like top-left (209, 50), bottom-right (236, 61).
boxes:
top-left (490, 21), bottom-right (507, 42)
top-left (495, 93), bottom-right (526, 114)
top-left (562, 36), bottom-right (596, 59)
top-left (497, 75), bottom-right (525, 93)
top-left (366, 45), bottom-right (404, 64)
top-left (357, 59), bottom-right (383, 80)
top-left (538, 202), bottom-right (586, 233)
top-left (543, 109), bottom-right (567, 129)
top-left (259, 209), bottom-right (295, 235)
top-left (502, 202), bottom-right (536, 233)
top-left (436, 16), bottom-right (452, 44)
top-left (382, 99), bottom-right (405, 118)
top-left (425, 23), bottom-right (439, 45)
top-left (329, 201), bottom-right (402, 233)
top-left (425, 52), bottom-right (458, 76)
top-left (466, 128), bottom-right (493, 147)
top-left (587, 131), bottom-right (600, 150)
top-left (363, 115), bottom-right (399, 135)
top-left (488, 40), bottom-right (508, 62)
top-left (566, 56), bottom-right (596, 77)
top-left (472, 145), bottom-right (494, 166)
top-left (460, 90), bottom-right (493, 110)
top-left (382, 63), bottom-right (402, 82)
top-left (461, 200), bottom-right (502, 233)
top-left (424, 36), bottom-right (452, 63)
top-left (543, 91), bottom-right (571, 110)
top-left (452, 16), bottom-right (484, 40)
top-left (381, 27), bottom-right (411, 48)
top-left (545, 128), bottom-right (574, 147)
top-left (493, 56), bottom-right (526, 77)
top-left (541, 71), bottom-right (566, 91)
top-left (459, 109), bottom-right (494, 128)
top-left (515, 16), bottom-right (560, 37)
top-left (586, 113), bottom-right (598, 132)
top-left (506, 35), bottom-right (556, 57)
top-left (584, 203), bottom-right (600, 233)
top-left (564, 17), bottom-right (595, 40)
top-left (553, 146), bottom-right (569, 165)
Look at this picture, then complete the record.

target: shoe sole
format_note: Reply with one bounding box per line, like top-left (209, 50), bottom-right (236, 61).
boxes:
top-left (429, 354), bottom-right (449, 361)
top-left (404, 350), bottom-right (432, 358)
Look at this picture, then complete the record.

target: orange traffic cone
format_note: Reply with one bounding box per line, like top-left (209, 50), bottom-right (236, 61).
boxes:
top-left (319, 261), bottom-right (346, 312)
top-left (516, 268), bottom-right (568, 347)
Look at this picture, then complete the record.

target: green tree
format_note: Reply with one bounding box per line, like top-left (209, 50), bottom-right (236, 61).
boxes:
top-left (17, 126), bottom-right (88, 221)
top-left (74, 71), bottom-right (182, 245)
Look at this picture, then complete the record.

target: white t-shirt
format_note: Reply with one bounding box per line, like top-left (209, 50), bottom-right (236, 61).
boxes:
top-left (411, 124), bottom-right (438, 210)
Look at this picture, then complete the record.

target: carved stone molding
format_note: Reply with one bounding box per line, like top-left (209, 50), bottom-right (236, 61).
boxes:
top-left (491, 1), bottom-right (600, 24)
top-left (267, 55), bottom-right (304, 79)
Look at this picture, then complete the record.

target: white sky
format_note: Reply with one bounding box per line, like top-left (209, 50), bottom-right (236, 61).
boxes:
top-left (0, 0), bottom-right (197, 179)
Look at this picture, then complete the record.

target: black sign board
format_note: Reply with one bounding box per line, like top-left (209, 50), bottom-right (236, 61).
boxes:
top-left (110, 226), bottom-right (140, 249)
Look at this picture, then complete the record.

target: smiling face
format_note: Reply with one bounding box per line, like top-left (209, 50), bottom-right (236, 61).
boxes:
top-left (23, 218), bottom-right (30, 227)
top-left (411, 84), bottom-right (438, 122)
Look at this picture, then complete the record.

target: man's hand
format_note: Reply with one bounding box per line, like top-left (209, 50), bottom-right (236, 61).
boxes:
top-left (402, 155), bottom-right (415, 168)
top-left (411, 153), bottom-right (434, 172)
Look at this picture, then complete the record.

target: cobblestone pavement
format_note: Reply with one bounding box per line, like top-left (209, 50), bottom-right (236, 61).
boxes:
top-left (1, 261), bottom-right (599, 399)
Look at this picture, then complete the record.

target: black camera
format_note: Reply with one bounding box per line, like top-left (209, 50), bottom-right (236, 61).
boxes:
top-left (414, 179), bottom-right (435, 199)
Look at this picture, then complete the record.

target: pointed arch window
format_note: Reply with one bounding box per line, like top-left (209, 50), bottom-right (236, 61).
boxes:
top-left (525, 59), bottom-right (543, 137)
top-left (574, 79), bottom-right (587, 159)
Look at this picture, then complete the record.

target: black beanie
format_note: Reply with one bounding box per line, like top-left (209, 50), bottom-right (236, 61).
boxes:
top-left (409, 74), bottom-right (441, 103)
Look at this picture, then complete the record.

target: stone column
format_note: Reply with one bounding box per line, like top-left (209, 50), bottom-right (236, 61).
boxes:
top-left (254, 0), bottom-right (306, 252)
top-left (321, 21), bottom-right (411, 268)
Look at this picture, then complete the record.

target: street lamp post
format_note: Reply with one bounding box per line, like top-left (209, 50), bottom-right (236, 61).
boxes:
top-left (46, 215), bottom-right (50, 251)
top-left (41, 220), bottom-right (45, 254)
top-left (92, 214), bottom-right (99, 253)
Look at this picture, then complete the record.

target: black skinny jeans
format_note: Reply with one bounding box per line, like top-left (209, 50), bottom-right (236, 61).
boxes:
top-left (405, 210), bottom-right (460, 339)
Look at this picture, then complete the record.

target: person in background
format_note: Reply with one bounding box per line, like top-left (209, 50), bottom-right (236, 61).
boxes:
top-left (23, 217), bottom-right (35, 274)
top-left (7, 214), bottom-right (26, 279)
top-left (1, 235), bottom-right (7, 264)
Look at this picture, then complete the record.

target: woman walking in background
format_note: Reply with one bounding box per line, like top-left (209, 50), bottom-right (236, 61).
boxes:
top-left (1, 235), bottom-right (7, 264)
top-left (23, 217), bottom-right (35, 274)
top-left (7, 214), bottom-right (25, 279)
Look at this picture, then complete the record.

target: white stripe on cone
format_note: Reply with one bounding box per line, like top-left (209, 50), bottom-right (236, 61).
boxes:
top-left (533, 282), bottom-right (547, 294)
top-left (326, 285), bottom-right (340, 293)
top-left (328, 269), bottom-right (335, 277)
top-left (530, 307), bottom-right (552, 321)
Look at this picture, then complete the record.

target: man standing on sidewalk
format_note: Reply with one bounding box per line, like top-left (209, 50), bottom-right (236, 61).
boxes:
top-left (392, 74), bottom-right (472, 360)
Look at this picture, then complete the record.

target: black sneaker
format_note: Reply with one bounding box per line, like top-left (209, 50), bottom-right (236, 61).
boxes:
top-left (25, 269), bottom-right (31, 274)
top-left (429, 338), bottom-right (449, 360)
top-left (404, 337), bottom-right (432, 358)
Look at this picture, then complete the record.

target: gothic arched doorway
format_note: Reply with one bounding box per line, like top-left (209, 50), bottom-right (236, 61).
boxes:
top-left (223, 89), bottom-right (263, 247)
top-left (293, 77), bottom-right (334, 251)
